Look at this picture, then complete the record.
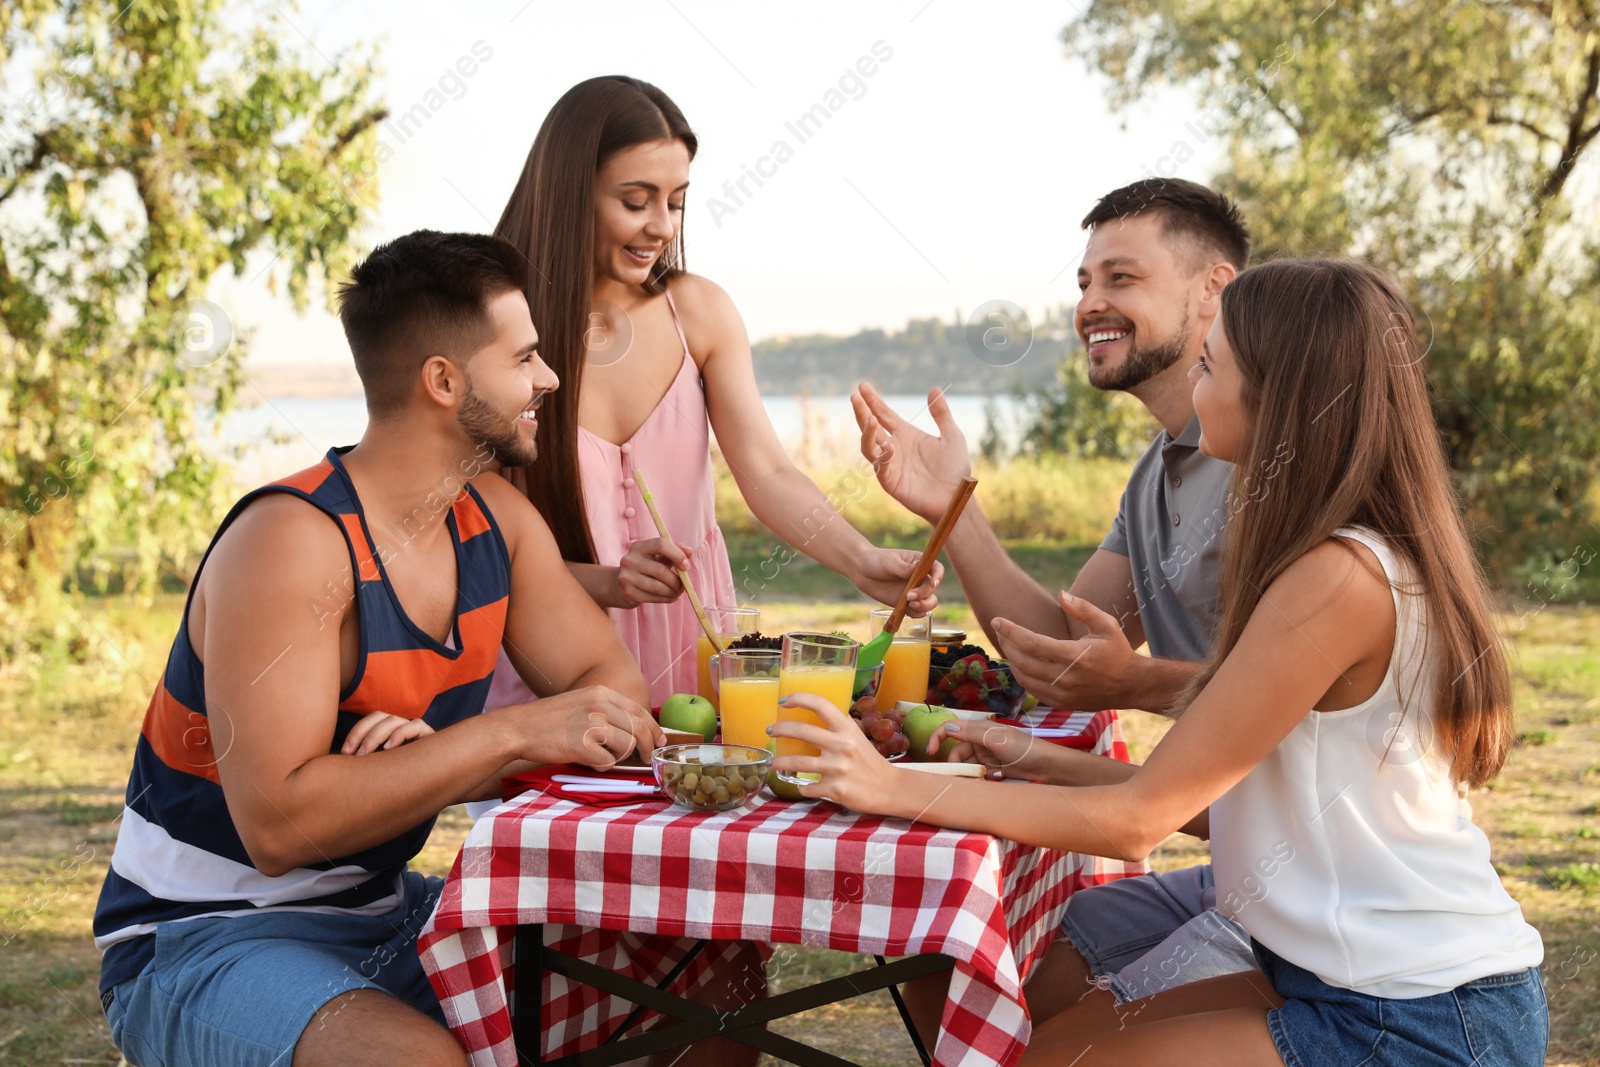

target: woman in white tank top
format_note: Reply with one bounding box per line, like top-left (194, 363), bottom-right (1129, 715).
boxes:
top-left (771, 258), bottom-right (1547, 1065)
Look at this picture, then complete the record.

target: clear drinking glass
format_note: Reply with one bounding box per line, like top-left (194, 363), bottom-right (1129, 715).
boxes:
top-left (775, 632), bottom-right (858, 785)
top-left (696, 606), bottom-right (759, 711)
top-left (714, 648), bottom-right (782, 750)
top-left (870, 609), bottom-right (932, 710)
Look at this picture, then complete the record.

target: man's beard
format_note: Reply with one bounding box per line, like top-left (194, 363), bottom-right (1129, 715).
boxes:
top-left (1087, 310), bottom-right (1190, 393)
top-left (458, 377), bottom-right (538, 468)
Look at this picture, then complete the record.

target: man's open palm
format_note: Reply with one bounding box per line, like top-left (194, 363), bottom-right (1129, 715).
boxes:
top-left (852, 383), bottom-right (972, 523)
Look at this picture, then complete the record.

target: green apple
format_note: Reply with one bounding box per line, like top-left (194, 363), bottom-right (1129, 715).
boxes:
top-left (659, 693), bottom-right (716, 742)
top-left (765, 768), bottom-right (813, 801)
top-left (902, 705), bottom-right (960, 762)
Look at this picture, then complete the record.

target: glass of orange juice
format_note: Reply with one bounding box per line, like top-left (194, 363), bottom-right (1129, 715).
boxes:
top-left (714, 649), bottom-right (781, 750)
top-left (775, 632), bottom-right (858, 786)
top-left (870, 609), bottom-right (932, 710)
top-left (696, 606), bottom-right (759, 711)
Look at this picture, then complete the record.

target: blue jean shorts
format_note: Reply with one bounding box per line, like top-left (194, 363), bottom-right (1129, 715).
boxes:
top-left (1058, 863), bottom-right (1258, 1002)
top-left (1254, 940), bottom-right (1548, 1067)
top-left (104, 871), bottom-right (448, 1067)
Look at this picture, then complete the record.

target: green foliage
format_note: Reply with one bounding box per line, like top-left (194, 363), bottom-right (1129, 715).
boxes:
top-left (1062, 0), bottom-right (1600, 584)
top-left (713, 451), bottom-right (1130, 551)
top-left (1014, 351), bottom-right (1157, 461)
top-left (1546, 862), bottom-right (1600, 895)
top-left (0, 1), bottom-right (386, 661)
top-left (978, 397), bottom-right (1007, 465)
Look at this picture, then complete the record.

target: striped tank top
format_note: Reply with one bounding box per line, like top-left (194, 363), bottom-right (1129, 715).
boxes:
top-left (93, 447), bottom-right (510, 993)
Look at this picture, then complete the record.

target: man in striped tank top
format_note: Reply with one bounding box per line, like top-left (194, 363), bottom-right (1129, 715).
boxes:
top-left (93, 232), bottom-right (669, 1067)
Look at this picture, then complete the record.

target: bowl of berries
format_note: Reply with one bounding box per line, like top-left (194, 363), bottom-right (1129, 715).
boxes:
top-left (925, 644), bottom-right (1031, 718)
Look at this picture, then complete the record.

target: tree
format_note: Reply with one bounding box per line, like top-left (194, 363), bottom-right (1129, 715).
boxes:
top-left (0, 0), bottom-right (385, 658)
top-left (1014, 352), bottom-right (1155, 461)
top-left (1063, 0), bottom-right (1600, 584)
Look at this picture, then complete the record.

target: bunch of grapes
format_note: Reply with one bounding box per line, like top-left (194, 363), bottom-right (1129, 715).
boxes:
top-left (850, 694), bottom-right (910, 758)
top-left (724, 632), bottom-right (783, 652)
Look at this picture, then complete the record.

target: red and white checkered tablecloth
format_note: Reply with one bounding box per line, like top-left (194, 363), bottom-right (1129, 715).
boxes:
top-left (1020, 707), bottom-right (1131, 761)
top-left (420, 708), bottom-right (1142, 1067)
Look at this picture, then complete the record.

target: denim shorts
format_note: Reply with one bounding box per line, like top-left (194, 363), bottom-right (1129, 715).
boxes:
top-left (1058, 863), bottom-right (1259, 1002)
top-left (1255, 940), bottom-right (1549, 1067)
top-left (104, 871), bottom-right (447, 1067)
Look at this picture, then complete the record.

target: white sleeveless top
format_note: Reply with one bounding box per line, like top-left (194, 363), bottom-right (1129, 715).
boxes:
top-left (1209, 526), bottom-right (1542, 999)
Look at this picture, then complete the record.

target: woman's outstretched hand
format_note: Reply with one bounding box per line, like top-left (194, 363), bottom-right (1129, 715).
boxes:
top-left (931, 719), bottom-right (1055, 782)
top-left (853, 546), bottom-right (944, 617)
top-left (767, 693), bottom-right (898, 812)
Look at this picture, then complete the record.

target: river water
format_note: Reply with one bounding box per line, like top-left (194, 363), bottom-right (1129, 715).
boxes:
top-left (219, 392), bottom-right (1032, 486)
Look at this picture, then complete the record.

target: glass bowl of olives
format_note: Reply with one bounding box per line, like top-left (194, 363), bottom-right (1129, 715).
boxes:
top-left (652, 744), bottom-right (774, 814)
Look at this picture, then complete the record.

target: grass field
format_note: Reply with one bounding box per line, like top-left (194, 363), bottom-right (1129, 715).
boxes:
top-left (2, 510), bottom-right (1597, 1063)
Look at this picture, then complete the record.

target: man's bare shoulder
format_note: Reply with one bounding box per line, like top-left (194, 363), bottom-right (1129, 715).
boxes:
top-left (202, 493), bottom-right (352, 599)
top-left (469, 470), bottom-right (557, 553)
top-left (467, 469), bottom-right (525, 514)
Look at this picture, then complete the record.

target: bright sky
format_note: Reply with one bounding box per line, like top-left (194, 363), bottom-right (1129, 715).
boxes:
top-left (216, 0), bottom-right (1222, 366)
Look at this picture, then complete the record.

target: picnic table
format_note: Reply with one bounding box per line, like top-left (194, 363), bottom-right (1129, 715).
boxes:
top-left (419, 708), bottom-right (1141, 1067)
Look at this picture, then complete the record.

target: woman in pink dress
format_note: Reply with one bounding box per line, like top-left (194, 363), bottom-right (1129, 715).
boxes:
top-left (485, 76), bottom-right (941, 709)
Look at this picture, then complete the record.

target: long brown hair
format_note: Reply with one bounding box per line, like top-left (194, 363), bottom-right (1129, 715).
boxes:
top-left (495, 76), bottom-right (697, 563)
top-left (1185, 258), bottom-right (1513, 787)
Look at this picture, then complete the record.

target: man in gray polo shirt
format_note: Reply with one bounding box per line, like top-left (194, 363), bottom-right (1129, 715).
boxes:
top-left (852, 178), bottom-right (1258, 1033)
top-left (1102, 417), bottom-right (1232, 664)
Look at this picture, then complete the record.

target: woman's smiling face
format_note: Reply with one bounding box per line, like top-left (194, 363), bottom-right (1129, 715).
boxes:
top-left (592, 138), bottom-right (691, 287)
top-left (1190, 316), bottom-right (1249, 462)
